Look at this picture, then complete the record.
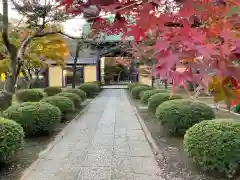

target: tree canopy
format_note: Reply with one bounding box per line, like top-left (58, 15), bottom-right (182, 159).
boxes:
top-left (58, 0), bottom-right (239, 108)
top-left (0, 27), bottom-right (69, 73)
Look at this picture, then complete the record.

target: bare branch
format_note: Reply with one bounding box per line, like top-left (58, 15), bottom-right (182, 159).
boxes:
top-left (59, 32), bottom-right (83, 40)
top-left (15, 17), bottom-right (24, 29)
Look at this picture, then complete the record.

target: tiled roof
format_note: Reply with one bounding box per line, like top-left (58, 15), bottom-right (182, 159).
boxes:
top-left (67, 55), bottom-right (98, 65)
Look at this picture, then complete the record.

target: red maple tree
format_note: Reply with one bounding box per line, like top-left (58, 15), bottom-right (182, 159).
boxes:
top-left (58, 0), bottom-right (240, 107)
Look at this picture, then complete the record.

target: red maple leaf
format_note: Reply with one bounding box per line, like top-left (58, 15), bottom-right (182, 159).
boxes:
top-left (124, 25), bottom-right (146, 42)
top-left (154, 39), bottom-right (169, 51)
top-left (155, 50), bottom-right (179, 76)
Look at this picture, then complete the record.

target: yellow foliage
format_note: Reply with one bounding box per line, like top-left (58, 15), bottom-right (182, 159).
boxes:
top-left (29, 33), bottom-right (69, 65)
top-left (0, 59), bottom-right (10, 73)
top-left (208, 76), bottom-right (240, 109)
top-left (1, 73), bottom-right (6, 81)
top-left (0, 25), bottom-right (69, 73)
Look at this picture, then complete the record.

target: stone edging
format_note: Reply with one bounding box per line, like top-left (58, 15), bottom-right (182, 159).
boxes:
top-left (126, 91), bottom-right (160, 155)
top-left (20, 98), bottom-right (94, 179)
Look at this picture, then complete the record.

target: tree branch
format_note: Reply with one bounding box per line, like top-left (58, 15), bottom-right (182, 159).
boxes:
top-left (35, 31), bottom-right (83, 40)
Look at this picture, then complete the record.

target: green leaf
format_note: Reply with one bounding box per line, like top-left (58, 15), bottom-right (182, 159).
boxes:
top-left (227, 6), bottom-right (240, 17)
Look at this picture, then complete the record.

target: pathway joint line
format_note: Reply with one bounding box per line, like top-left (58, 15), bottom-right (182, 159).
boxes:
top-left (126, 90), bottom-right (160, 156)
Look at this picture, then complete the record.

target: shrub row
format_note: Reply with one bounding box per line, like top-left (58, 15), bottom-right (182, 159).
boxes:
top-left (131, 85), bottom-right (153, 99)
top-left (140, 89), bottom-right (168, 104)
top-left (0, 82), bottom-right (101, 164)
top-left (148, 93), bottom-right (182, 114)
top-left (128, 82), bottom-right (240, 177)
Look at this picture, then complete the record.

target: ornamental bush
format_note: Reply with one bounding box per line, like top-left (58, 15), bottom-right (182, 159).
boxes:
top-left (16, 89), bottom-right (44, 102)
top-left (233, 104), bottom-right (240, 114)
top-left (78, 83), bottom-right (99, 98)
top-left (184, 119), bottom-right (240, 178)
top-left (128, 82), bottom-right (144, 91)
top-left (0, 117), bottom-right (24, 164)
top-left (57, 92), bottom-right (82, 109)
top-left (148, 93), bottom-right (182, 114)
top-left (140, 89), bottom-right (168, 104)
top-left (131, 85), bottom-right (153, 99)
top-left (156, 99), bottom-right (215, 135)
top-left (91, 81), bottom-right (101, 91)
top-left (43, 86), bottom-right (62, 96)
top-left (3, 102), bottom-right (61, 137)
top-left (63, 88), bottom-right (87, 101)
top-left (41, 96), bottom-right (74, 116)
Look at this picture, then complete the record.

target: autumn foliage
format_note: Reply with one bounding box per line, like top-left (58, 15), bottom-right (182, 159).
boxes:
top-left (58, 0), bottom-right (239, 107)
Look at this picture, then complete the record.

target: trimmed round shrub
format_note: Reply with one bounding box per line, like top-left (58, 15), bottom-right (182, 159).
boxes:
top-left (16, 89), bottom-right (44, 102)
top-left (148, 93), bottom-right (182, 114)
top-left (57, 92), bottom-right (82, 108)
top-left (140, 89), bottom-right (168, 104)
top-left (44, 86), bottom-right (62, 96)
top-left (0, 117), bottom-right (24, 164)
top-left (78, 83), bottom-right (99, 98)
top-left (41, 96), bottom-right (74, 115)
top-left (131, 85), bottom-right (153, 99)
top-left (184, 119), bottom-right (240, 177)
top-left (128, 83), bottom-right (144, 91)
top-left (63, 88), bottom-right (87, 101)
top-left (233, 104), bottom-right (240, 114)
top-left (3, 102), bottom-right (61, 137)
top-left (91, 81), bottom-right (101, 91)
top-left (156, 99), bottom-right (215, 135)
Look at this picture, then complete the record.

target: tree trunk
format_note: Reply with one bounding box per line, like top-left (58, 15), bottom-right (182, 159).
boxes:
top-left (72, 70), bottom-right (77, 88)
top-left (21, 70), bottom-right (31, 89)
top-left (164, 79), bottom-right (168, 89)
top-left (2, 0), bottom-right (17, 96)
top-left (5, 52), bottom-right (18, 93)
top-left (72, 42), bottom-right (81, 88)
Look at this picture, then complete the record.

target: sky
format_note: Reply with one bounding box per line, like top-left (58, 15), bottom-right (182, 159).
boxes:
top-left (0, 0), bottom-right (86, 37)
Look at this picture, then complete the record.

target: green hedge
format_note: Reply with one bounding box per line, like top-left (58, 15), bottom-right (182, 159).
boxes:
top-left (78, 83), bottom-right (99, 98)
top-left (91, 81), bottom-right (101, 91)
top-left (16, 89), bottom-right (44, 102)
top-left (128, 83), bottom-right (144, 91)
top-left (57, 92), bottom-right (82, 109)
top-left (233, 104), bottom-right (240, 114)
top-left (0, 117), bottom-right (24, 164)
top-left (44, 87), bottom-right (62, 96)
top-left (184, 119), bottom-right (240, 177)
top-left (131, 85), bottom-right (153, 99)
top-left (3, 102), bottom-right (61, 137)
top-left (63, 88), bottom-right (87, 101)
top-left (156, 99), bottom-right (215, 135)
top-left (140, 89), bottom-right (168, 104)
top-left (41, 96), bottom-right (75, 117)
top-left (148, 93), bottom-right (182, 114)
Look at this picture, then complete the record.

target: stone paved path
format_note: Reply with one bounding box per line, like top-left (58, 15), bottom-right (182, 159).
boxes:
top-left (20, 89), bottom-right (162, 180)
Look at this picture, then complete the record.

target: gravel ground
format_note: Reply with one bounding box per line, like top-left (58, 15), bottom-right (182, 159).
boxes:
top-left (131, 97), bottom-right (240, 180)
